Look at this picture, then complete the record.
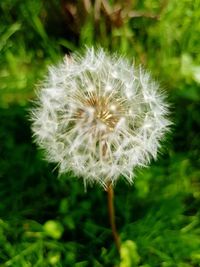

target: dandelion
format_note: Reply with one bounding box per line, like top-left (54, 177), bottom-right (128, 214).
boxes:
top-left (31, 47), bottom-right (170, 188)
top-left (31, 47), bottom-right (171, 252)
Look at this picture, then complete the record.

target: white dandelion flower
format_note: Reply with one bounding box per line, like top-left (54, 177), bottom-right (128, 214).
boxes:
top-left (31, 47), bottom-right (171, 188)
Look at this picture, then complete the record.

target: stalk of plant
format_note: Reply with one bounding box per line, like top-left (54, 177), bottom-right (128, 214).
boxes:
top-left (107, 183), bottom-right (120, 253)
top-left (31, 47), bottom-right (171, 253)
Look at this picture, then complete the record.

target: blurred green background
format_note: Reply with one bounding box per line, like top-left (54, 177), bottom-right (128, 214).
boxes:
top-left (0, 0), bottom-right (200, 266)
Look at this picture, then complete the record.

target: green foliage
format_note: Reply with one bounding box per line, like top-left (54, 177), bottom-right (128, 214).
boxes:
top-left (0, 0), bottom-right (200, 266)
top-left (120, 240), bottom-right (140, 267)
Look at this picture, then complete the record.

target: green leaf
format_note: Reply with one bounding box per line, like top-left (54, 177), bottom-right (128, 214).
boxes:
top-left (120, 240), bottom-right (140, 267)
top-left (43, 220), bottom-right (64, 240)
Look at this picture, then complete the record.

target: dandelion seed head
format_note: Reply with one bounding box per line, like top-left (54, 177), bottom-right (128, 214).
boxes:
top-left (31, 48), bottom-right (171, 188)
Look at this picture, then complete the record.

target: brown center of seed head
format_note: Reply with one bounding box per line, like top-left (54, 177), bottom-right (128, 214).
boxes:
top-left (75, 91), bottom-right (124, 131)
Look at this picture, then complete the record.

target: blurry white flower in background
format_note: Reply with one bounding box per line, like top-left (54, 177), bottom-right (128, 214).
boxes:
top-left (31, 47), bottom-right (171, 188)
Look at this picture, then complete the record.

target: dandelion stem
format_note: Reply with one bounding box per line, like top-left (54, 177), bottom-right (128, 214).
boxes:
top-left (106, 183), bottom-right (121, 254)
